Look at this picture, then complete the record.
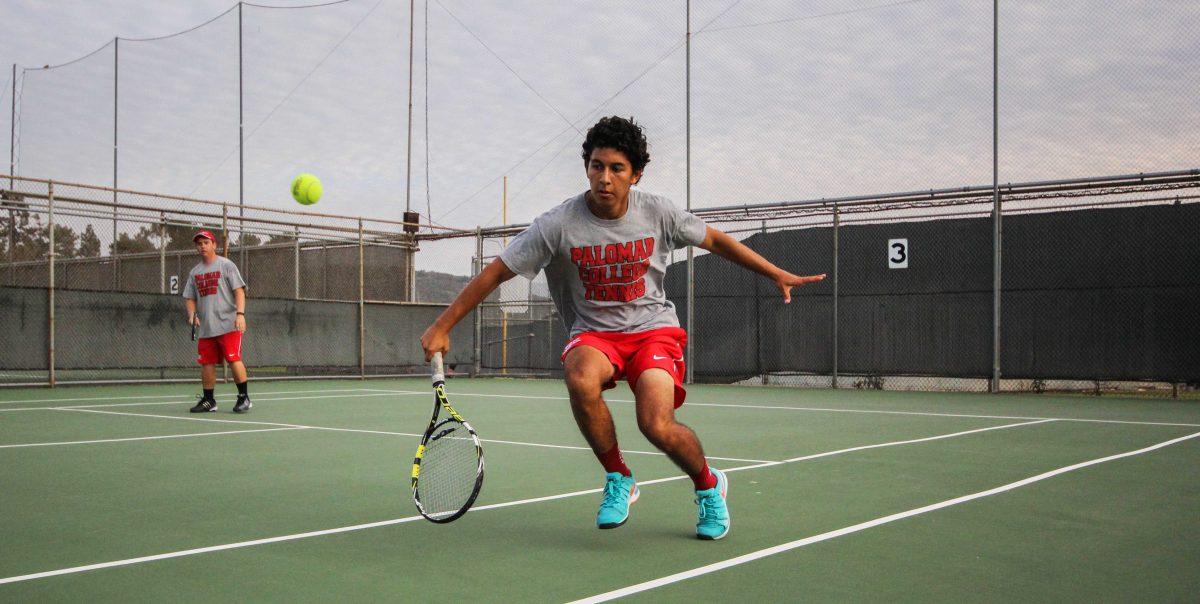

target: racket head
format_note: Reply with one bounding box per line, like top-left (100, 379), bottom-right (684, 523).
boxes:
top-left (411, 410), bottom-right (485, 523)
top-left (411, 352), bottom-right (485, 523)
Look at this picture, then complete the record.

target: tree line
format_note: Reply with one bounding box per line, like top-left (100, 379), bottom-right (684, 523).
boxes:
top-left (1, 197), bottom-right (299, 262)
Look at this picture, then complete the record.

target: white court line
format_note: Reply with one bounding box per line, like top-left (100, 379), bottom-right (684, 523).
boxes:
top-left (58, 408), bottom-right (315, 429)
top-left (8, 386), bottom-right (1194, 428)
top-left (0, 427), bottom-right (307, 449)
top-left (0, 391), bottom-right (424, 413)
top-left (0, 418), bottom-right (1054, 585)
top-left (54, 407), bottom-right (419, 438)
top-left (0, 388), bottom-right (388, 406)
top-left (780, 418), bottom-right (1057, 463)
top-left (364, 388), bottom-right (568, 400)
top-left (475, 437), bottom-right (774, 465)
top-left (30, 407), bottom-right (766, 463)
top-left (690, 402), bottom-right (1200, 428)
top-left (365, 388), bottom-right (1200, 428)
top-left (0, 516), bottom-right (430, 586)
top-left (570, 429), bottom-right (1200, 604)
top-left (5, 390), bottom-right (1184, 465)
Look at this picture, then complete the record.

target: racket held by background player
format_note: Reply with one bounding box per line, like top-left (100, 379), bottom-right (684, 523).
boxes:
top-left (411, 352), bottom-right (485, 523)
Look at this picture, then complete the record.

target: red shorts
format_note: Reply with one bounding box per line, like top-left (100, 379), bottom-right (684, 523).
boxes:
top-left (197, 331), bottom-right (244, 365)
top-left (561, 327), bottom-right (688, 408)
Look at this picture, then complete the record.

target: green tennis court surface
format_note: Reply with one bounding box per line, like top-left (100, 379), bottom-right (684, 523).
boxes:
top-left (2, 379), bottom-right (1198, 601)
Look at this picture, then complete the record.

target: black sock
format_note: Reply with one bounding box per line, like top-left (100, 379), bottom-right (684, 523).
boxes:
top-left (203, 388), bottom-right (215, 401)
top-left (236, 381), bottom-right (248, 396)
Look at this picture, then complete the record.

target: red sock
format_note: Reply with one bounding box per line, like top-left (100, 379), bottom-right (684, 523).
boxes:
top-left (597, 445), bottom-right (631, 477)
top-left (690, 462), bottom-right (717, 491)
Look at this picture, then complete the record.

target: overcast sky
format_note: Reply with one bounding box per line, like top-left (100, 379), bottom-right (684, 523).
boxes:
top-left (1, 0), bottom-right (1196, 274)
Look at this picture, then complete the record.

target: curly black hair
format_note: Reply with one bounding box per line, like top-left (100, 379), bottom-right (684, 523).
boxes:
top-left (581, 116), bottom-right (650, 174)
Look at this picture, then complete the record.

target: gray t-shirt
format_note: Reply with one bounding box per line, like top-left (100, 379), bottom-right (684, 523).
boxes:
top-left (182, 256), bottom-right (247, 338)
top-left (500, 188), bottom-right (707, 337)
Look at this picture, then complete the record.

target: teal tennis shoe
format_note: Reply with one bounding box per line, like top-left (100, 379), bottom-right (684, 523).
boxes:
top-left (695, 468), bottom-right (730, 540)
top-left (597, 472), bottom-right (639, 529)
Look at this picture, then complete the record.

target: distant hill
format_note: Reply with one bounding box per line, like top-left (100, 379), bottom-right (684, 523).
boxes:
top-left (413, 269), bottom-right (551, 306)
top-left (414, 270), bottom-right (472, 303)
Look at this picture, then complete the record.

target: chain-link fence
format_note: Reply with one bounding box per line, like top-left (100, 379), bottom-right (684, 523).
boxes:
top-left (3, 2), bottom-right (412, 211)
top-left (4, 170), bottom-right (1197, 393)
top-left (478, 266), bottom-right (559, 378)
top-left (0, 174), bottom-right (472, 385)
top-left (685, 171), bottom-right (1200, 396)
top-left (2, 2), bottom-right (1197, 395)
top-left (468, 170), bottom-right (1200, 397)
top-left (4, 3), bottom-right (1196, 233)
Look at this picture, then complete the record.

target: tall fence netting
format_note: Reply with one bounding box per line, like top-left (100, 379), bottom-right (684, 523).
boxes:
top-left (2, 2), bottom-right (1197, 394)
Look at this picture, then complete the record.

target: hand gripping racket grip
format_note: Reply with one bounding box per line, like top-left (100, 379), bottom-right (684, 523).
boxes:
top-left (431, 352), bottom-right (445, 385)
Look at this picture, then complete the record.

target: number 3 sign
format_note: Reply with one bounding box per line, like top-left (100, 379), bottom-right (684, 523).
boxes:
top-left (888, 239), bottom-right (908, 269)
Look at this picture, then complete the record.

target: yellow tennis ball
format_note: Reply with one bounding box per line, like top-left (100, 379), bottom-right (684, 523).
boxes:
top-left (291, 173), bottom-right (322, 205)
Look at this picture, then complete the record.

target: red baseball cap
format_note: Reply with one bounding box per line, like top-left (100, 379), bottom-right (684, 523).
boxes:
top-left (193, 230), bottom-right (216, 242)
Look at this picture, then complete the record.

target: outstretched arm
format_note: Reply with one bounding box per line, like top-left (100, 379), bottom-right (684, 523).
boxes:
top-left (697, 226), bottom-right (826, 303)
top-left (420, 257), bottom-right (518, 360)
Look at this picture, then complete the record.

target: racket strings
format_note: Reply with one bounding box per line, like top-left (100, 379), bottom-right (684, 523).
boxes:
top-left (416, 420), bottom-right (481, 519)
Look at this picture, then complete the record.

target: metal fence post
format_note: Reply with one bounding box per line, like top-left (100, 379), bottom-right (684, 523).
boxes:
top-left (990, 0), bottom-right (1002, 394)
top-left (473, 227), bottom-right (483, 376)
top-left (293, 225), bottom-right (300, 300)
top-left (220, 204), bottom-right (229, 384)
top-left (758, 220), bottom-right (766, 385)
top-left (159, 211), bottom-right (166, 294)
top-left (112, 39), bottom-right (119, 293)
top-left (991, 195), bottom-right (1003, 393)
top-left (358, 219), bottom-right (365, 379)
top-left (406, 236), bottom-right (416, 303)
top-left (6, 207), bottom-right (12, 286)
top-left (686, 246), bottom-right (694, 385)
top-left (832, 204), bottom-right (840, 389)
top-left (47, 181), bottom-right (55, 387)
top-left (527, 332), bottom-right (534, 373)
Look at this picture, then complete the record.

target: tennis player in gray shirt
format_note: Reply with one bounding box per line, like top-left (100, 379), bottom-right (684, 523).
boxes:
top-left (421, 116), bottom-right (825, 540)
top-left (183, 230), bottom-right (252, 414)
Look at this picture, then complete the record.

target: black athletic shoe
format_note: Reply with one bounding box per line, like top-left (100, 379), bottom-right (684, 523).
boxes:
top-left (190, 397), bottom-right (217, 413)
top-left (233, 394), bottom-right (252, 414)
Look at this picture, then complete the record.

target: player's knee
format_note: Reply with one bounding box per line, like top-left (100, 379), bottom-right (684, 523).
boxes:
top-left (564, 367), bottom-right (601, 398)
top-left (637, 415), bottom-right (674, 444)
top-left (563, 358), bottom-right (606, 394)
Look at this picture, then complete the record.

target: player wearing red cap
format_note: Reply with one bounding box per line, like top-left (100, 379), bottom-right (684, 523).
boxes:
top-left (182, 230), bottom-right (252, 413)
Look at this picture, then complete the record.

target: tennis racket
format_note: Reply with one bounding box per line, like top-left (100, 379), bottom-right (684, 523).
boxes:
top-left (411, 352), bottom-right (485, 523)
top-left (190, 316), bottom-right (197, 341)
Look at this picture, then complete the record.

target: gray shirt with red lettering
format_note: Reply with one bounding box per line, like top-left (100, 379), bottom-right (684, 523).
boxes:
top-left (499, 188), bottom-right (707, 337)
top-left (182, 256), bottom-right (246, 338)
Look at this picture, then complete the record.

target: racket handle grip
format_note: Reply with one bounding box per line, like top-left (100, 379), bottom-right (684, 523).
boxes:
top-left (431, 352), bottom-right (445, 384)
